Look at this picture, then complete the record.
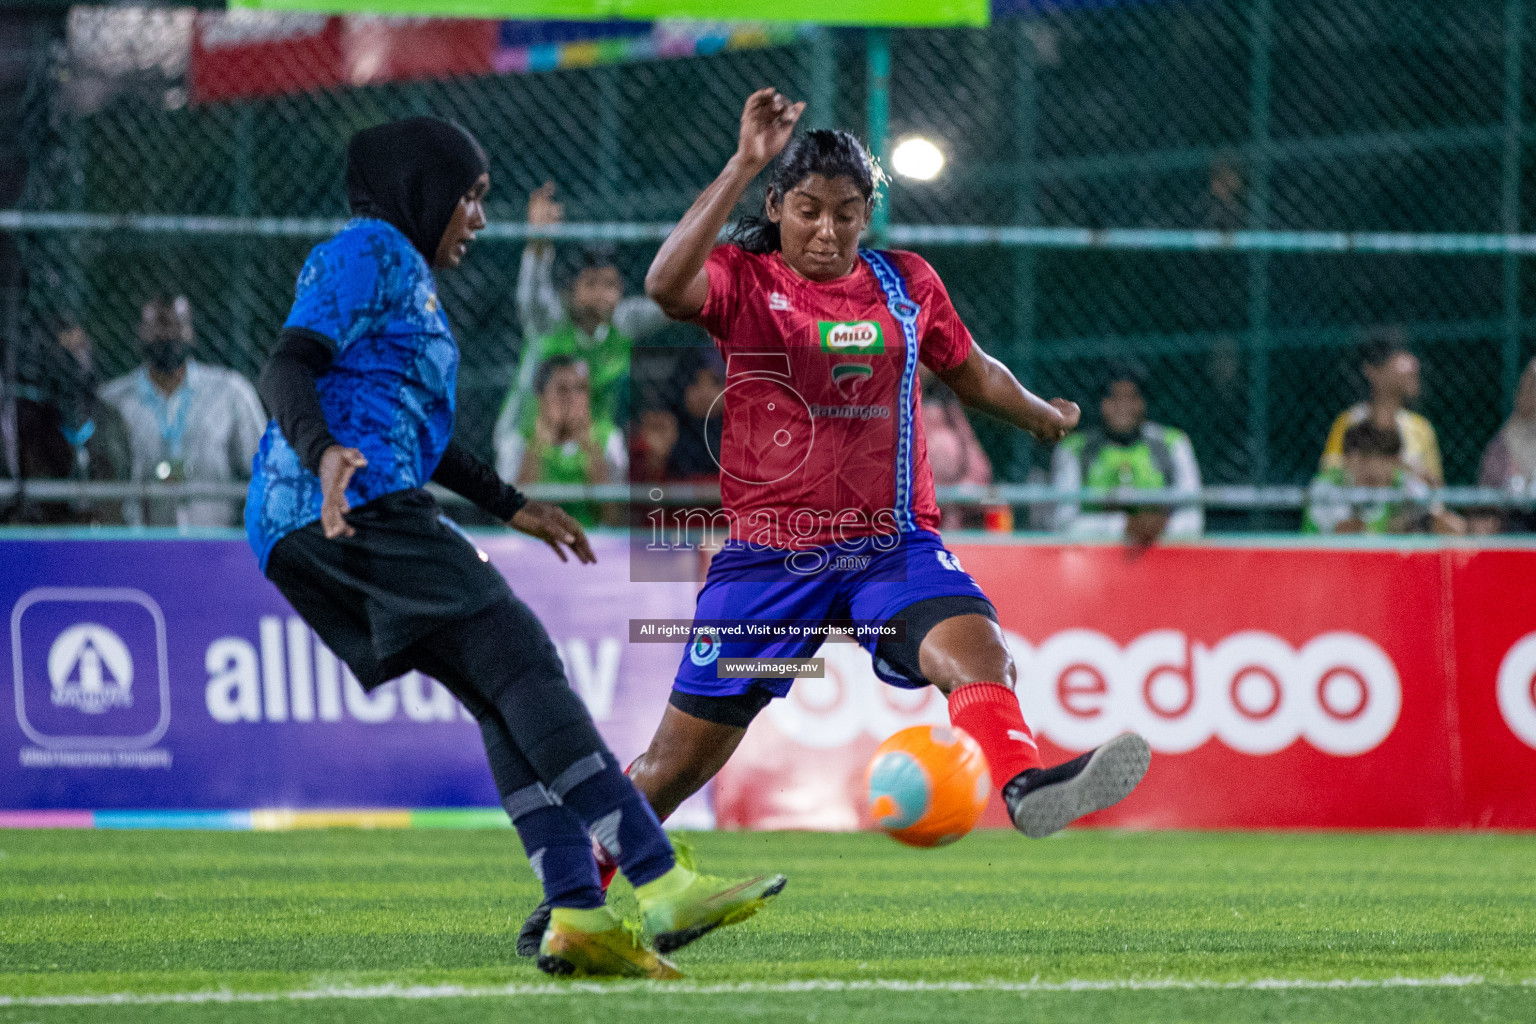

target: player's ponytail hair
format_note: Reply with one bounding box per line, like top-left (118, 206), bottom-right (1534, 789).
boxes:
top-left (726, 129), bottom-right (885, 254)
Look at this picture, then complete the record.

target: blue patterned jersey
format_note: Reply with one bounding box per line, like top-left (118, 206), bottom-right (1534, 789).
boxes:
top-left (246, 218), bottom-right (459, 570)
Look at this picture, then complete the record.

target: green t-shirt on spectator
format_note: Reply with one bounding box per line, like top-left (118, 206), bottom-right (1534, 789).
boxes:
top-left (1302, 466), bottom-right (1425, 534)
top-left (503, 321), bottom-right (632, 434)
top-left (510, 418), bottom-right (625, 528)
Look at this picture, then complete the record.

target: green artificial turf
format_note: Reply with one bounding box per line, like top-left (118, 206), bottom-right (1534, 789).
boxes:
top-left (1, 829), bottom-right (1533, 1022)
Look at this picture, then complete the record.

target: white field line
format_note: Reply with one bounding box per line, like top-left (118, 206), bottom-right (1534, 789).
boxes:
top-left (0, 975), bottom-right (1522, 1007)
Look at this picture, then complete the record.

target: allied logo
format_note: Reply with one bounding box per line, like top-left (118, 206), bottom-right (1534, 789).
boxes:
top-left (830, 362), bottom-right (873, 399)
top-left (936, 551), bottom-right (964, 572)
top-left (819, 321), bottom-right (884, 354)
top-left (48, 624), bottom-right (134, 715)
top-left (11, 587), bottom-right (172, 751)
top-left (689, 629), bottom-right (722, 667)
top-left (768, 291), bottom-right (792, 312)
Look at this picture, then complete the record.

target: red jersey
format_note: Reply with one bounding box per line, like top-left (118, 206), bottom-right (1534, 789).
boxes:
top-left (693, 245), bottom-right (973, 548)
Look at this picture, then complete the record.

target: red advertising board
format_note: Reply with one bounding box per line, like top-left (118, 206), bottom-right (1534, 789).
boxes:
top-left (343, 18), bottom-right (497, 88)
top-left (1444, 547), bottom-right (1536, 828)
top-left (191, 13), bottom-right (345, 105)
top-left (191, 14), bottom-right (497, 104)
top-left (714, 543), bottom-right (1536, 831)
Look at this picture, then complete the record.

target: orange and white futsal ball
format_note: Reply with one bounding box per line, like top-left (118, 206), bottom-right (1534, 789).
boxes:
top-left (865, 725), bottom-right (991, 847)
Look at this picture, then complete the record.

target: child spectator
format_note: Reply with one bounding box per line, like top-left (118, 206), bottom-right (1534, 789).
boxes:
top-left (1305, 421), bottom-right (1464, 535)
top-left (494, 182), bottom-right (669, 453)
top-left (920, 365), bottom-right (996, 530)
top-left (496, 355), bottom-right (625, 527)
top-left (1320, 336), bottom-right (1443, 486)
top-left (664, 349), bottom-right (725, 482)
top-left (629, 401), bottom-right (679, 485)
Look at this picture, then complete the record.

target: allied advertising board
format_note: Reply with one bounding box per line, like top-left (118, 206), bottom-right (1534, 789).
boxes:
top-left (3, 538), bottom-right (1532, 829)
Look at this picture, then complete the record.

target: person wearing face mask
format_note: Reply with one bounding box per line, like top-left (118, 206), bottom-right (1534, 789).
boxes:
top-left (1051, 363), bottom-right (1203, 545)
top-left (247, 117), bottom-right (783, 980)
top-left (98, 295), bottom-right (265, 527)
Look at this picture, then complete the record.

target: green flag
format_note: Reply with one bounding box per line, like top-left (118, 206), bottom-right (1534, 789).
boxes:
top-left (229, 0), bottom-right (989, 28)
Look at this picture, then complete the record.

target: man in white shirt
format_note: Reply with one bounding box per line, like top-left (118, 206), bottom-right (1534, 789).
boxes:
top-left (98, 295), bottom-right (266, 528)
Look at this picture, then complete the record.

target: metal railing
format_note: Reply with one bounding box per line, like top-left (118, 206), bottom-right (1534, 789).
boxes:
top-left (3, 480), bottom-right (1533, 512)
top-left (9, 210), bottom-right (1536, 256)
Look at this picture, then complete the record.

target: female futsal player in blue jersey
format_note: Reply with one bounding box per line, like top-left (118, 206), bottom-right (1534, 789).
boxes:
top-left (247, 117), bottom-right (782, 979)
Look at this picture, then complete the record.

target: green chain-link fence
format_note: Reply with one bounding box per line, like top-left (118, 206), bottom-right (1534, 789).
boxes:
top-left (3, 0), bottom-right (1535, 529)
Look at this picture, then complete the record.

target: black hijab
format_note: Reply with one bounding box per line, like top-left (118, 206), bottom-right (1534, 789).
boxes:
top-left (345, 117), bottom-right (488, 262)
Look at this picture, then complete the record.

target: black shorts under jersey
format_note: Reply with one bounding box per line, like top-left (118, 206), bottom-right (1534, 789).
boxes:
top-left (265, 488), bottom-right (510, 688)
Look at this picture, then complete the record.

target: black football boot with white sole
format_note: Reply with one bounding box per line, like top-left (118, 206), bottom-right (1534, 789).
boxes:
top-left (1003, 733), bottom-right (1151, 838)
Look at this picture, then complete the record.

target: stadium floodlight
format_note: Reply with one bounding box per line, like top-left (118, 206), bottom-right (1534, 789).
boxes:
top-left (891, 136), bottom-right (945, 181)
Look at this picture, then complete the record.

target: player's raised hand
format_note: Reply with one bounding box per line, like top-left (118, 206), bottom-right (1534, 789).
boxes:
top-left (736, 89), bottom-right (805, 171)
top-left (528, 182), bottom-right (562, 227)
top-left (319, 445), bottom-right (368, 539)
top-left (511, 500), bottom-right (597, 565)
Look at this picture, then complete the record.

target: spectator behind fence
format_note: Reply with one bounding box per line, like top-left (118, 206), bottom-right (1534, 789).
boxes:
top-left (1, 320), bottom-right (130, 524)
top-left (493, 182), bottom-right (669, 456)
top-left (98, 295), bottom-right (265, 528)
top-left (1304, 421), bottom-right (1465, 535)
top-left (495, 354), bottom-right (625, 527)
top-left (1320, 336), bottom-right (1442, 486)
top-left (920, 365), bottom-right (996, 530)
top-left (629, 399), bottom-right (679, 485)
top-left (665, 348), bottom-right (725, 481)
top-left (1052, 364), bottom-right (1203, 545)
top-left (1, 247), bottom-right (129, 524)
top-left (1470, 356), bottom-right (1536, 534)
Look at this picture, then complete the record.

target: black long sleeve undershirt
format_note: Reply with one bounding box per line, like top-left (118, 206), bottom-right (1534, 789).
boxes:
top-left (256, 328), bottom-right (527, 521)
top-left (258, 328), bottom-right (339, 474)
top-left (431, 442), bottom-right (527, 521)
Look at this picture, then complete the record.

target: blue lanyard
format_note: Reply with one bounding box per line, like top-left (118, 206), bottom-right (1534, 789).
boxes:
top-left (136, 368), bottom-right (192, 458)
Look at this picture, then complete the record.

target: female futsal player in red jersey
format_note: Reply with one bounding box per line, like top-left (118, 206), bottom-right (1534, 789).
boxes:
top-left (519, 89), bottom-right (1152, 953)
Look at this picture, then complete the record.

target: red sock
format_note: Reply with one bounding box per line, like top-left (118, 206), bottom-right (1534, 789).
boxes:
top-left (595, 758), bottom-right (643, 892)
top-left (947, 681), bottom-right (1042, 790)
top-left (594, 837), bottom-right (620, 891)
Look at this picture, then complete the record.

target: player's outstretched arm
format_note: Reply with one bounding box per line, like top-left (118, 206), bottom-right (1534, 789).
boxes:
top-left (938, 341), bottom-right (1080, 444)
top-left (645, 88), bottom-right (805, 319)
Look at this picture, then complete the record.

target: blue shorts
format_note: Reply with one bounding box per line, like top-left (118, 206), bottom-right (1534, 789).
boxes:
top-left (674, 531), bottom-right (991, 699)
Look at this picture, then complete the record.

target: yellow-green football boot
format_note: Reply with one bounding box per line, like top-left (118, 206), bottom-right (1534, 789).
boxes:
top-left (635, 841), bottom-right (788, 954)
top-left (536, 905), bottom-right (683, 979)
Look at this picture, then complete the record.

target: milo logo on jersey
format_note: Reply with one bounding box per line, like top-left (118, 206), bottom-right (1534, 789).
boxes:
top-left (820, 321), bottom-right (884, 354)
